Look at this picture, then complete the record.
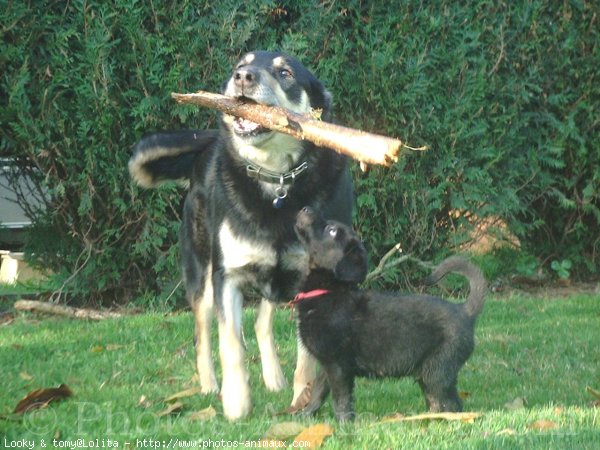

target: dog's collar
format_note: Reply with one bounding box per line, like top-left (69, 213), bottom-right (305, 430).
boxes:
top-left (245, 160), bottom-right (309, 186)
top-left (244, 159), bottom-right (309, 208)
top-left (290, 289), bottom-right (331, 305)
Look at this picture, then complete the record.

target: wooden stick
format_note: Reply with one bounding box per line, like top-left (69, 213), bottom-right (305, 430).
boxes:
top-left (14, 299), bottom-right (123, 320)
top-left (172, 91), bottom-right (426, 166)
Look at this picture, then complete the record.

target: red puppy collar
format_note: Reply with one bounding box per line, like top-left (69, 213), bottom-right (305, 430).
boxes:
top-left (290, 289), bottom-right (331, 305)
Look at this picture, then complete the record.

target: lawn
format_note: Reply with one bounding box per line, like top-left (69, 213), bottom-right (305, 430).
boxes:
top-left (0, 290), bottom-right (598, 449)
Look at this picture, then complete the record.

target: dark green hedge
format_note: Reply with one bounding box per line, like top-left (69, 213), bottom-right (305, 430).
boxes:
top-left (1, 1), bottom-right (598, 303)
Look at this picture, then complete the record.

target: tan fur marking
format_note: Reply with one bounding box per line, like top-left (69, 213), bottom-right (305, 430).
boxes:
top-left (255, 299), bottom-right (287, 391)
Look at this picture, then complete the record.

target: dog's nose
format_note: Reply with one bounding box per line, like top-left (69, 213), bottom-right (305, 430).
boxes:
top-left (234, 67), bottom-right (259, 90)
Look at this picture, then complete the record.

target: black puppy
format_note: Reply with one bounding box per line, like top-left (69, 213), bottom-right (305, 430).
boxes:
top-left (293, 207), bottom-right (487, 421)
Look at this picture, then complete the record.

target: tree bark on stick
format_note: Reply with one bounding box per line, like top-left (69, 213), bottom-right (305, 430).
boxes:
top-left (14, 299), bottom-right (123, 320)
top-left (171, 91), bottom-right (422, 167)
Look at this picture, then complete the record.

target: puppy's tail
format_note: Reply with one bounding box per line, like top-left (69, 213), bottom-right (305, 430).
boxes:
top-left (424, 256), bottom-right (487, 319)
top-left (128, 129), bottom-right (219, 188)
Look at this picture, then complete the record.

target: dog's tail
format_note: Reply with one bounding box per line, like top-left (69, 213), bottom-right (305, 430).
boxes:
top-left (424, 256), bottom-right (487, 319)
top-left (128, 129), bottom-right (219, 188)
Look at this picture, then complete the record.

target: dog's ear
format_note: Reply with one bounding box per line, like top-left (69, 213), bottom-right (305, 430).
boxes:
top-left (334, 240), bottom-right (368, 283)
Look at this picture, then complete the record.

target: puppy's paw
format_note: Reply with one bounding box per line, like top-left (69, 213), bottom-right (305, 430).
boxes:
top-left (299, 405), bottom-right (319, 417)
top-left (334, 411), bottom-right (356, 422)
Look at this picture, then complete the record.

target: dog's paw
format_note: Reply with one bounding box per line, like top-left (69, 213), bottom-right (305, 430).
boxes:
top-left (263, 364), bottom-right (287, 392)
top-left (199, 374), bottom-right (219, 395)
top-left (221, 377), bottom-right (252, 421)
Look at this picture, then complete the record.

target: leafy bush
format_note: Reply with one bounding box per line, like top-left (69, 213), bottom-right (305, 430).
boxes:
top-left (1, 1), bottom-right (598, 304)
top-left (308, 2), bottom-right (599, 285)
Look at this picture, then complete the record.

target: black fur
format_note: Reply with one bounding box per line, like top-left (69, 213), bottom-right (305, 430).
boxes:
top-left (129, 51), bottom-right (352, 420)
top-left (293, 207), bottom-right (487, 421)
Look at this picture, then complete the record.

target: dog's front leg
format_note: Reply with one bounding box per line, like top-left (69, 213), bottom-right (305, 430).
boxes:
top-left (292, 335), bottom-right (318, 405)
top-left (326, 364), bottom-right (355, 422)
top-left (192, 273), bottom-right (219, 394)
top-left (255, 299), bottom-right (287, 391)
top-left (218, 279), bottom-right (251, 420)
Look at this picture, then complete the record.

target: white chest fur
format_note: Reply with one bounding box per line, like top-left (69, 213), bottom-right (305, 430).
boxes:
top-left (218, 220), bottom-right (308, 278)
top-left (219, 220), bottom-right (277, 271)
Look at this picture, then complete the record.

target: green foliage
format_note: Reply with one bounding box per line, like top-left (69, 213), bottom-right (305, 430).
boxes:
top-left (1, 1), bottom-right (598, 303)
top-left (551, 259), bottom-right (572, 280)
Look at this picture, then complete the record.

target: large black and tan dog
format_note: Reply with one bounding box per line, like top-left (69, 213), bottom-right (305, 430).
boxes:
top-left (129, 52), bottom-right (353, 420)
top-left (293, 207), bottom-right (487, 421)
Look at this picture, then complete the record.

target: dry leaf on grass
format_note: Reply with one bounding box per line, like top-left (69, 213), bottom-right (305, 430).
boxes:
top-left (164, 386), bottom-right (202, 403)
top-left (14, 384), bottom-right (73, 414)
top-left (138, 395), bottom-right (152, 408)
top-left (188, 406), bottom-right (217, 421)
top-left (293, 423), bottom-right (334, 449)
top-left (528, 419), bottom-right (559, 430)
top-left (105, 344), bottom-right (125, 351)
top-left (0, 312), bottom-right (14, 325)
top-left (586, 386), bottom-right (600, 406)
top-left (459, 391), bottom-right (472, 400)
top-left (378, 411), bottom-right (482, 424)
top-left (157, 401), bottom-right (183, 417)
top-left (19, 371), bottom-right (33, 381)
top-left (263, 422), bottom-right (306, 441)
top-left (283, 383), bottom-right (313, 414)
top-left (91, 344), bottom-right (125, 352)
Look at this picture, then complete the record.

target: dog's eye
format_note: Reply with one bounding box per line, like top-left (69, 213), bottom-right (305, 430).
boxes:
top-left (325, 225), bottom-right (337, 237)
top-left (278, 68), bottom-right (292, 78)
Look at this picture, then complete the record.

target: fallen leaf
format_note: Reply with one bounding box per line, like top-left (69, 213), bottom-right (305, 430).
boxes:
top-left (105, 344), bottom-right (125, 351)
top-left (496, 428), bottom-right (517, 436)
top-left (264, 422), bottom-right (306, 441)
top-left (284, 383), bottom-right (313, 414)
top-left (0, 312), bottom-right (14, 325)
top-left (504, 397), bottom-right (526, 411)
top-left (19, 372), bottom-right (33, 381)
top-left (138, 395), bottom-right (151, 408)
top-left (188, 406), bottom-right (217, 421)
top-left (91, 345), bottom-right (104, 353)
top-left (586, 386), bottom-right (600, 401)
top-left (157, 401), bottom-right (183, 417)
top-left (14, 384), bottom-right (73, 414)
top-left (379, 411), bottom-right (482, 424)
top-left (164, 387), bottom-right (202, 403)
top-left (293, 423), bottom-right (334, 449)
top-left (528, 419), bottom-right (558, 430)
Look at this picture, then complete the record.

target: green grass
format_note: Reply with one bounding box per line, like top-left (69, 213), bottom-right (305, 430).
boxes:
top-left (1, 292), bottom-right (599, 448)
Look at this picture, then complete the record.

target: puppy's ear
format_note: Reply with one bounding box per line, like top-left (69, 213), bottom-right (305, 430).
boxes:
top-left (334, 240), bottom-right (368, 283)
